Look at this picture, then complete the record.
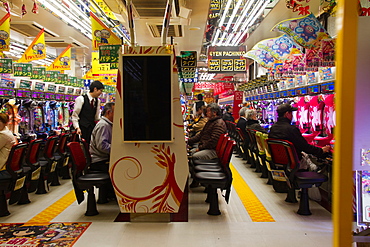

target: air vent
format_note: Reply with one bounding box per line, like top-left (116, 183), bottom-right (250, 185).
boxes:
top-left (11, 21), bottom-right (58, 38)
top-left (147, 24), bottom-right (183, 38)
top-left (45, 37), bottom-right (88, 48)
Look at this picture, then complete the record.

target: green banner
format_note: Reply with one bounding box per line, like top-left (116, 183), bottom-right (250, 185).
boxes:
top-left (99, 45), bottom-right (120, 63)
top-left (57, 74), bottom-right (68, 85)
top-left (13, 63), bottom-right (32, 77)
top-left (31, 67), bottom-right (46, 80)
top-left (67, 76), bottom-right (77, 86)
top-left (0, 58), bottom-right (13, 74)
top-left (45, 71), bottom-right (59, 83)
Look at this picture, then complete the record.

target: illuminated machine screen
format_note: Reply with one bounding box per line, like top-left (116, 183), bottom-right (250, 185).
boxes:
top-left (122, 55), bottom-right (172, 142)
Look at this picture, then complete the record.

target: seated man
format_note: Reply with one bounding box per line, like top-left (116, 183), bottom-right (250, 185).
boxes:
top-left (222, 105), bottom-right (234, 123)
top-left (268, 103), bottom-right (330, 166)
top-left (89, 102), bottom-right (115, 202)
top-left (236, 107), bottom-right (248, 137)
top-left (90, 102), bottom-right (115, 172)
top-left (188, 103), bottom-right (227, 160)
top-left (245, 109), bottom-right (268, 134)
top-left (187, 105), bottom-right (207, 138)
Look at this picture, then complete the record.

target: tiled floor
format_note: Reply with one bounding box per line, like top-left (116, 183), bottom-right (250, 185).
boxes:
top-left (2, 155), bottom-right (334, 247)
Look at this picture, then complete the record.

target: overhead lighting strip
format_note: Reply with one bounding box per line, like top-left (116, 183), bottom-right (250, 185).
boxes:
top-left (224, 0), bottom-right (257, 45)
top-left (217, 0), bottom-right (244, 46)
top-left (211, 0), bottom-right (234, 46)
top-left (231, 0), bottom-right (269, 46)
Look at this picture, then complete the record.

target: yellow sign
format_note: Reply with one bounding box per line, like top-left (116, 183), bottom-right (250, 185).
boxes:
top-left (0, 13), bottom-right (10, 52)
top-left (47, 45), bottom-right (71, 71)
top-left (90, 12), bottom-right (121, 50)
top-left (17, 29), bottom-right (46, 63)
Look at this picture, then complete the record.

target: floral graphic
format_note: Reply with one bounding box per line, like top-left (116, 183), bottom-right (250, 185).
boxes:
top-left (111, 144), bottom-right (182, 213)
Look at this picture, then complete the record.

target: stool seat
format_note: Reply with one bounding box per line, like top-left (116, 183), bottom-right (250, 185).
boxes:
top-left (194, 165), bottom-right (222, 172)
top-left (77, 173), bottom-right (110, 183)
top-left (193, 159), bottom-right (219, 166)
top-left (195, 171), bottom-right (227, 186)
top-left (295, 171), bottom-right (327, 188)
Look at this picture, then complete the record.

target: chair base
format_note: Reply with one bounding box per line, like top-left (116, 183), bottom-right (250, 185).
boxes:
top-left (17, 186), bottom-right (30, 205)
top-left (0, 192), bottom-right (10, 217)
top-left (50, 172), bottom-right (61, 186)
top-left (285, 187), bottom-right (298, 203)
top-left (297, 188), bottom-right (312, 215)
top-left (206, 187), bottom-right (221, 216)
top-left (85, 189), bottom-right (99, 216)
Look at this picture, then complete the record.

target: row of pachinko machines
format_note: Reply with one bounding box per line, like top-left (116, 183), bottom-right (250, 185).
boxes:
top-left (0, 98), bottom-right (76, 142)
top-left (249, 93), bottom-right (335, 148)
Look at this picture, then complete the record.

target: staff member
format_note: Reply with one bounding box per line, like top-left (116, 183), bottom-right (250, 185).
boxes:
top-left (71, 80), bottom-right (104, 143)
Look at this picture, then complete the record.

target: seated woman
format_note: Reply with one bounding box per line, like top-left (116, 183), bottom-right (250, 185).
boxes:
top-left (245, 109), bottom-right (268, 133)
top-left (187, 105), bottom-right (207, 138)
top-left (0, 113), bottom-right (16, 179)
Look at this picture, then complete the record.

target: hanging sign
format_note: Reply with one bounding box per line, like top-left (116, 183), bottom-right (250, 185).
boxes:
top-left (13, 63), bottom-right (32, 77)
top-left (0, 58), bottom-right (12, 73)
top-left (67, 76), bottom-right (77, 86)
top-left (208, 46), bottom-right (247, 73)
top-left (31, 67), bottom-right (46, 80)
top-left (57, 74), bottom-right (68, 85)
top-left (99, 44), bottom-right (120, 63)
top-left (45, 71), bottom-right (59, 83)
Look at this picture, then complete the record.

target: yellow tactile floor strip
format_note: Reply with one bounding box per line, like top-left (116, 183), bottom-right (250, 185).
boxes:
top-left (26, 190), bottom-right (76, 224)
top-left (230, 164), bottom-right (275, 222)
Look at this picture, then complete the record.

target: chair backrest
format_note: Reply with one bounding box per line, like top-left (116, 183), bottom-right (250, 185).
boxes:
top-left (220, 139), bottom-right (236, 169)
top-left (246, 128), bottom-right (257, 151)
top-left (67, 142), bottom-right (87, 173)
top-left (215, 134), bottom-right (228, 157)
top-left (43, 135), bottom-right (59, 159)
top-left (57, 133), bottom-right (70, 154)
top-left (266, 139), bottom-right (300, 171)
top-left (69, 130), bottom-right (78, 142)
top-left (236, 127), bottom-right (246, 142)
top-left (6, 143), bottom-right (28, 176)
top-left (261, 133), bottom-right (272, 161)
top-left (255, 131), bottom-right (265, 155)
top-left (25, 139), bottom-right (44, 166)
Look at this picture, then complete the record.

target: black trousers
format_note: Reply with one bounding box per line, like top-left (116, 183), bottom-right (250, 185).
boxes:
top-left (80, 125), bottom-right (94, 144)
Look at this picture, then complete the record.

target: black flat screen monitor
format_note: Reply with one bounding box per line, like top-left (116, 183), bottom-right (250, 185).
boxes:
top-left (122, 54), bottom-right (173, 142)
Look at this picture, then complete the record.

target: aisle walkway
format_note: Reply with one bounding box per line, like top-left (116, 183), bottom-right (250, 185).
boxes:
top-left (1, 155), bottom-right (333, 247)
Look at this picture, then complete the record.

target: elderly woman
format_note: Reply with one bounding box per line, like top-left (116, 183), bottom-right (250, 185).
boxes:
top-left (0, 113), bottom-right (16, 179)
top-left (245, 109), bottom-right (268, 133)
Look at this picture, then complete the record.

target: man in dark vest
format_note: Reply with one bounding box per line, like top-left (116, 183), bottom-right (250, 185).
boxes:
top-left (72, 80), bottom-right (104, 143)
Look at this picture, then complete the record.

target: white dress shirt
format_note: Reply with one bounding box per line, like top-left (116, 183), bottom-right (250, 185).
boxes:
top-left (71, 94), bottom-right (101, 129)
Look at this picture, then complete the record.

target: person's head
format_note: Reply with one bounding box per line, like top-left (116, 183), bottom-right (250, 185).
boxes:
top-left (277, 103), bottom-right (298, 120)
top-left (196, 105), bottom-right (206, 117)
top-left (239, 107), bottom-right (247, 117)
top-left (245, 109), bottom-right (258, 120)
top-left (89, 80), bottom-right (105, 97)
top-left (196, 94), bottom-right (203, 101)
top-left (225, 105), bottom-right (233, 113)
top-left (0, 113), bottom-right (9, 130)
top-left (206, 103), bottom-right (221, 119)
top-left (102, 102), bottom-right (115, 122)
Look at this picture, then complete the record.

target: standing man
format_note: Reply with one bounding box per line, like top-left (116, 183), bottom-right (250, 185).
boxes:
top-left (72, 80), bottom-right (104, 143)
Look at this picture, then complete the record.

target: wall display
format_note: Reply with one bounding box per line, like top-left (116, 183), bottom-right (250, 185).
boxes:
top-left (34, 82), bottom-right (45, 91)
top-left (122, 55), bottom-right (173, 142)
top-left (47, 84), bottom-right (56, 93)
top-left (0, 77), bottom-right (15, 88)
top-left (19, 80), bottom-right (32, 89)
